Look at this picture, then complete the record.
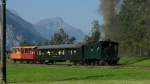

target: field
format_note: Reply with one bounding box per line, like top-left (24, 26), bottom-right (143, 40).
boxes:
top-left (1, 57), bottom-right (150, 84)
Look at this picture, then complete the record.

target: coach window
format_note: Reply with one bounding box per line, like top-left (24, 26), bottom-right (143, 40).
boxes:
top-left (16, 48), bottom-right (20, 54)
top-left (28, 48), bottom-right (30, 53)
top-left (38, 50), bottom-right (42, 55)
top-left (50, 51), bottom-right (52, 55)
top-left (43, 50), bottom-right (46, 55)
top-left (70, 50), bottom-right (73, 55)
top-left (97, 46), bottom-right (100, 51)
top-left (31, 49), bottom-right (34, 54)
top-left (25, 48), bottom-right (27, 54)
top-left (24, 48), bottom-right (27, 54)
top-left (20, 48), bottom-right (22, 53)
top-left (91, 48), bottom-right (94, 52)
top-left (24, 48), bottom-right (27, 53)
top-left (15, 49), bottom-right (17, 53)
top-left (26, 48), bottom-right (29, 54)
top-left (67, 50), bottom-right (70, 55)
top-left (47, 50), bottom-right (51, 55)
top-left (74, 50), bottom-right (77, 54)
top-left (62, 50), bottom-right (64, 55)
top-left (54, 50), bottom-right (57, 55)
top-left (57, 50), bottom-right (59, 55)
top-left (24, 48), bottom-right (26, 53)
top-left (57, 50), bottom-right (60, 55)
top-left (58, 50), bottom-right (61, 55)
top-left (62, 50), bottom-right (65, 55)
top-left (52, 50), bottom-right (54, 55)
top-left (28, 49), bottom-right (30, 53)
top-left (23, 48), bottom-right (25, 53)
top-left (40, 51), bottom-right (43, 55)
top-left (29, 48), bottom-right (32, 54)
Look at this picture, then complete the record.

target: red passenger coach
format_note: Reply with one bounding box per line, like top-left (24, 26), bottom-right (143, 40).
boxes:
top-left (10, 46), bottom-right (37, 63)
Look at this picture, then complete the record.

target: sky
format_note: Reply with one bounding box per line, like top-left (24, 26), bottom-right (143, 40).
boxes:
top-left (7, 0), bottom-right (103, 34)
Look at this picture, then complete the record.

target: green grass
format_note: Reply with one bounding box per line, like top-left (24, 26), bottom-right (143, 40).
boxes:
top-left (4, 63), bottom-right (150, 84)
top-left (0, 56), bottom-right (150, 84)
top-left (11, 80), bottom-right (150, 84)
top-left (133, 59), bottom-right (150, 66)
top-left (118, 56), bottom-right (149, 65)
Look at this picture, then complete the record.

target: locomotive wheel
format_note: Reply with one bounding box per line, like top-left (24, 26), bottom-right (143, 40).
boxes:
top-left (99, 60), bottom-right (106, 66)
top-left (90, 61), bottom-right (95, 66)
top-left (73, 61), bottom-right (78, 65)
top-left (96, 61), bottom-right (100, 66)
top-left (112, 60), bottom-right (118, 65)
top-left (93, 62), bottom-right (96, 65)
top-left (79, 60), bottom-right (85, 65)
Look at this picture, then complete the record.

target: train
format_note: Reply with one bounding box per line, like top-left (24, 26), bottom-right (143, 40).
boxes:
top-left (10, 41), bottom-right (119, 65)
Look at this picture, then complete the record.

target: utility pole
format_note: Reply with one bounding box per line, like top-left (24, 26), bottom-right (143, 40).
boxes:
top-left (1, 0), bottom-right (6, 83)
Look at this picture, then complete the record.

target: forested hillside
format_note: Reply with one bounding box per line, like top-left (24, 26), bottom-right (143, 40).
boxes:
top-left (100, 0), bottom-right (150, 56)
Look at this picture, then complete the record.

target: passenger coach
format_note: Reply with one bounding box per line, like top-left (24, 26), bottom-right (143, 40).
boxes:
top-left (36, 44), bottom-right (83, 64)
top-left (10, 46), bottom-right (37, 63)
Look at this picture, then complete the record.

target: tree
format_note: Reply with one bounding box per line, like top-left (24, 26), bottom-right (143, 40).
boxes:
top-left (50, 28), bottom-right (76, 44)
top-left (117, 0), bottom-right (150, 56)
top-left (86, 20), bottom-right (101, 43)
top-left (20, 40), bottom-right (32, 46)
top-left (68, 36), bottom-right (76, 44)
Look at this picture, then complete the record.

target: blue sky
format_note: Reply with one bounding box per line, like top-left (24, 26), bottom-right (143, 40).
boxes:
top-left (7, 0), bottom-right (103, 34)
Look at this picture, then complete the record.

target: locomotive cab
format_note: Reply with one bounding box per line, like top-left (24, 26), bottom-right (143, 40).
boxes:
top-left (101, 41), bottom-right (119, 65)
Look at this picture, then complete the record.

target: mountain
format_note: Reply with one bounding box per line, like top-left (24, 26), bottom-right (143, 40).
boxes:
top-left (35, 17), bottom-right (85, 42)
top-left (1, 10), bottom-right (46, 49)
top-left (0, 9), bottom-right (85, 49)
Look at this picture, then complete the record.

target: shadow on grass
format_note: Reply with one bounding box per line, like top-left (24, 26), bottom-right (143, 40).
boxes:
top-left (62, 74), bottom-right (113, 81)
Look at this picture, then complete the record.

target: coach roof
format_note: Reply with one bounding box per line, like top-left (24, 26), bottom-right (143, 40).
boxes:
top-left (12, 46), bottom-right (37, 49)
top-left (37, 44), bottom-right (83, 49)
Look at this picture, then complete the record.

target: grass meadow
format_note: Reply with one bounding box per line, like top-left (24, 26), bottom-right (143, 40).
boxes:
top-left (1, 57), bottom-right (150, 84)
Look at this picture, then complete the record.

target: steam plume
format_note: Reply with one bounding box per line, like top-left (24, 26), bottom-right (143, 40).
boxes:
top-left (100, 0), bottom-right (121, 40)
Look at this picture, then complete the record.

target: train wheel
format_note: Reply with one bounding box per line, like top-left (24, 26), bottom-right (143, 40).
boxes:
top-left (99, 60), bottom-right (105, 66)
top-left (20, 60), bottom-right (23, 64)
top-left (96, 61), bottom-right (100, 66)
top-left (112, 60), bottom-right (117, 65)
top-left (80, 60), bottom-right (85, 65)
top-left (13, 60), bottom-right (16, 63)
top-left (51, 61), bottom-right (54, 64)
top-left (26, 60), bottom-right (30, 64)
top-left (32, 61), bottom-right (36, 64)
top-left (73, 61), bottom-right (77, 65)
top-left (91, 61), bottom-right (95, 66)
top-left (93, 61), bottom-right (97, 66)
